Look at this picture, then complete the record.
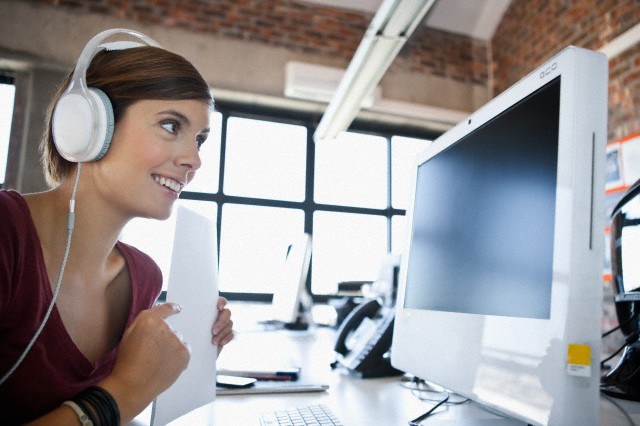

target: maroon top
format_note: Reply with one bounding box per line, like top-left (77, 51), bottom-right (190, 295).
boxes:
top-left (0, 190), bottom-right (162, 424)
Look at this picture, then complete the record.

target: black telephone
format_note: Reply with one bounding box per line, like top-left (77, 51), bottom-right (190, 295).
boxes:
top-left (331, 299), bottom-right (402, 378)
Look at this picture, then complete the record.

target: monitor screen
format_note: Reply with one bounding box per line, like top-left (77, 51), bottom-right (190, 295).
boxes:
top-left (392, 46), bottom-right (608, 426)
top-left (404, 79), bottom-right (559, 320)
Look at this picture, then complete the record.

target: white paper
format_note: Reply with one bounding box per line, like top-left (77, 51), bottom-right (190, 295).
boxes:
top-left (151, 206), bottom-right (219, 426)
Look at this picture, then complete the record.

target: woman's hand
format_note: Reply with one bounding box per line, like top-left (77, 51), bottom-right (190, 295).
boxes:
top-left (98, 303), bottom-right (190, 422)
top-left (212, 297), bottom-right (234, 352)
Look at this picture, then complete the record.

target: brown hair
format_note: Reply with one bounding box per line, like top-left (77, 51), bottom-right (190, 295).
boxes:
top-left (41, 46), bottom-right (213, 186)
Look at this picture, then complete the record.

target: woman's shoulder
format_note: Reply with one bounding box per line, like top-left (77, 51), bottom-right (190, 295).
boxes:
top-left (0, 190), bottom-right (34, 236)
top-left (116, 240), bottom-right (163, 300)
top-left (116, 240), bottom-right (155, 264)
top-left (0, 189), bottom-right (29, 217)
top-left (0, 190), bottom-right (42, 310)
top-left (116, 241), bottom-right (161, 276)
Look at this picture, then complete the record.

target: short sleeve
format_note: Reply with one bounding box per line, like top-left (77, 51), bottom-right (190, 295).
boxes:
top-left (0, 191), bottom-right (31, 317)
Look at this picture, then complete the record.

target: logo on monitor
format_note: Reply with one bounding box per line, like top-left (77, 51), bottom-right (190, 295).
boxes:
top-left (539, 62), bottom-right (558, 79)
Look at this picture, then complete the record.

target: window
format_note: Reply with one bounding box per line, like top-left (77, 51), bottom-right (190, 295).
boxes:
top-left (122, 104), bottom-right (434, 299)
top-left (0, 76), bottom-right (16, 187)
top-left (219, 204), bottom-right (305, 294)
top-left (391, 135), bottom-right (433, 255)
top-left (314, 132), bottom-right (387, 208)
top-left (312, 211), bottom-right (388, 294)
top-left (224, 117), bottom-right (307, 201)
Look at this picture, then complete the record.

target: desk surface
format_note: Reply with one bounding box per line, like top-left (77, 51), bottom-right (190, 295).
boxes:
top-left (215, 327), bottom-right (521, 425)
top-left (134, 304), bottom-right (640, 425)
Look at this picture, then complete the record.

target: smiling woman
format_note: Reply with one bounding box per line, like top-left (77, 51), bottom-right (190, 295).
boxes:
top-left (0, 30), bottom-right (234, 425)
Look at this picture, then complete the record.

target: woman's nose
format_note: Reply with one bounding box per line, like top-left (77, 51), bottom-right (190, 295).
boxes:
top-left (176, 139), bottom-right (202, 172)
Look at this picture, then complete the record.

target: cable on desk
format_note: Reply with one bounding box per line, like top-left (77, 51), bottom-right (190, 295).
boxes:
top-left (400, 376), bottom-right (468, 405)
top-left (600, 392), bottom-right (637, 426)
top-left (408, 394), bottom-right (450, 425)
top-left (401, 376), bottom-right (516, 424)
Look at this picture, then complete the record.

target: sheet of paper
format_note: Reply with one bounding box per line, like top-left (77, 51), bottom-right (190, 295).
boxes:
top-left (151, 206), bottom-right (219, 426)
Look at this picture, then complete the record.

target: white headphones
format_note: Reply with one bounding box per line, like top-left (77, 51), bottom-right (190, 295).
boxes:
top-left (51, 28), bottom-right (161, 162)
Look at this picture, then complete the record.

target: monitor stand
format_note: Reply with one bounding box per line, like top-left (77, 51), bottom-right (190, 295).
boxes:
top-left (601, 340), bottom-right (640, 401)
top-left (283, 288), bottom-right (314, 331)
top-left (283, 314), bottom-right (311, 330)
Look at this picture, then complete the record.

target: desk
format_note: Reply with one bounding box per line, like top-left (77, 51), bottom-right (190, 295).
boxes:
top-left (215, 327), bottom-right (518, 425)
top-left (215, 327), bottom-right (640, 425)
top-left (134, 304), bottom-right (640, 425)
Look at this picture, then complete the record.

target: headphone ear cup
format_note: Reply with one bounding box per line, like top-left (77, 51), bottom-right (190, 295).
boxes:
top-left (52, 87), bottom-right (115, 162)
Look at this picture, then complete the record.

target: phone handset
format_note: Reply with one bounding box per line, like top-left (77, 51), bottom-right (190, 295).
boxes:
top-left (334, 299), bottom-right (382, 355)
top-left (332, 299), bottom-right (402, 378)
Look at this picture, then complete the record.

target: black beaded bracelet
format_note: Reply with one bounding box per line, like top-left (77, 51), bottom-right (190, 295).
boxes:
top-left (72, 385), bottom-right (121, 426)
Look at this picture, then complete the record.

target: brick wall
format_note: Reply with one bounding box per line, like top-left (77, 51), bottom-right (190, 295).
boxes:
top-left (399, 24), bottom-right (489, 85)
top-left (493, 0), bottom-right (640, 141)
top-left (27, 0), bottom-right (488, 87)
top-left (23, 0), bottom-right (639, 136)
top-left (609, 43), bottom-right (640, 139)
top-left (31, 0), bottom-right (369, 58)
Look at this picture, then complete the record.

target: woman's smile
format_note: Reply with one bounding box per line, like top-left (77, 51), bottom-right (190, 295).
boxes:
top-left (153, 174), bottom-right (184, 194)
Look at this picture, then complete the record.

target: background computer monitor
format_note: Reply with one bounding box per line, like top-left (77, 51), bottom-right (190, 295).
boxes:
top-left (610, 178), bottom-right (640, 334)
top-left (602, 178), bottom-right (640, 400)
top-left (391, 46), bottom-right (608, 426)
top-left (270, 233), bottom-right (312, 328)
top-left (610, 178), bottom-right (640, 301)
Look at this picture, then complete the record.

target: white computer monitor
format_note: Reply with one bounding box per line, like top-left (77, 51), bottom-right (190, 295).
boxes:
top-left (391, 46), bottom-right (608, 426)
top-left (271, 233), bottom-right (313, 327)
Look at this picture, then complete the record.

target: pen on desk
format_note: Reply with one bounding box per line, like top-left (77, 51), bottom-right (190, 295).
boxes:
top-left (250, 372), bottom-right (298, 381)
top-left (217, 369), bottom-right (300, 381)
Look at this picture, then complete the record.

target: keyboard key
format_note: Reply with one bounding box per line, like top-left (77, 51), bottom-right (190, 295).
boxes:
top-left (260, 404), bottom-right (342, 426)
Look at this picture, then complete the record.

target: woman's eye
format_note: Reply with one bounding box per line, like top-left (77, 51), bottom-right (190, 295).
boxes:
top-left (161, 121), bottom-right (179, 135)
top-left (196, 136), bottom-right (206, 151)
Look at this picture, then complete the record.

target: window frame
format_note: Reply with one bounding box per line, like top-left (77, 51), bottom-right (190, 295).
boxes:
top-left (175, 100), bottom-right (441, 303)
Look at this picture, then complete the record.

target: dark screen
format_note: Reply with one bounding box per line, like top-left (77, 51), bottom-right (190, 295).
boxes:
top-left (403, 78), bottom-right (560, 319)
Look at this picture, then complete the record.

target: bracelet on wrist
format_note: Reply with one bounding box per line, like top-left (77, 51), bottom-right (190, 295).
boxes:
top-left (62, 400), bottom-right (94, 426)
top-left (63, 385), bottom-right (120, 426)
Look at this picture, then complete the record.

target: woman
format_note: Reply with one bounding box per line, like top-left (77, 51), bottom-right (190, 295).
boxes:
top-left (0, 31), bottom-right (234, 424)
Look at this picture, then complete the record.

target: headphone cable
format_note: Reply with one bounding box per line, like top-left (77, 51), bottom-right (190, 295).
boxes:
top-left (0, 163), bottom-right (82, 386)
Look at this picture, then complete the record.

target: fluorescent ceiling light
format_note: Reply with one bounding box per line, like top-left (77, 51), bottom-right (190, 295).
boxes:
top-left (284, 61), bottom-right (381, 107)
top-left (314, 0), bottom-right (437, 143)
top-left (598, 22), bottom-right (640, 59)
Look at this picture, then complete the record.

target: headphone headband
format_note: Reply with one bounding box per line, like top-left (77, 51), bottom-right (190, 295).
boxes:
top-left (67, 28), bottom-right (161, 97)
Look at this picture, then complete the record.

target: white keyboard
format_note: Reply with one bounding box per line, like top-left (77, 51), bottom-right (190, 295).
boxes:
top-left (259, 404), bottom-right (343, 426)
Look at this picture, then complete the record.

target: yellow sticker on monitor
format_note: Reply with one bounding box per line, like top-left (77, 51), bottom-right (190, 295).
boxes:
top-left (567, 344), bottom-right (591, 377)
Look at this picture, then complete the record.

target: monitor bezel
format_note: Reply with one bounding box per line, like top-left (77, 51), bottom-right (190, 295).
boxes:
top-left (270, 233), bottom-right (312, 324)
top-left (391, 46), bottom-right (608, 425)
